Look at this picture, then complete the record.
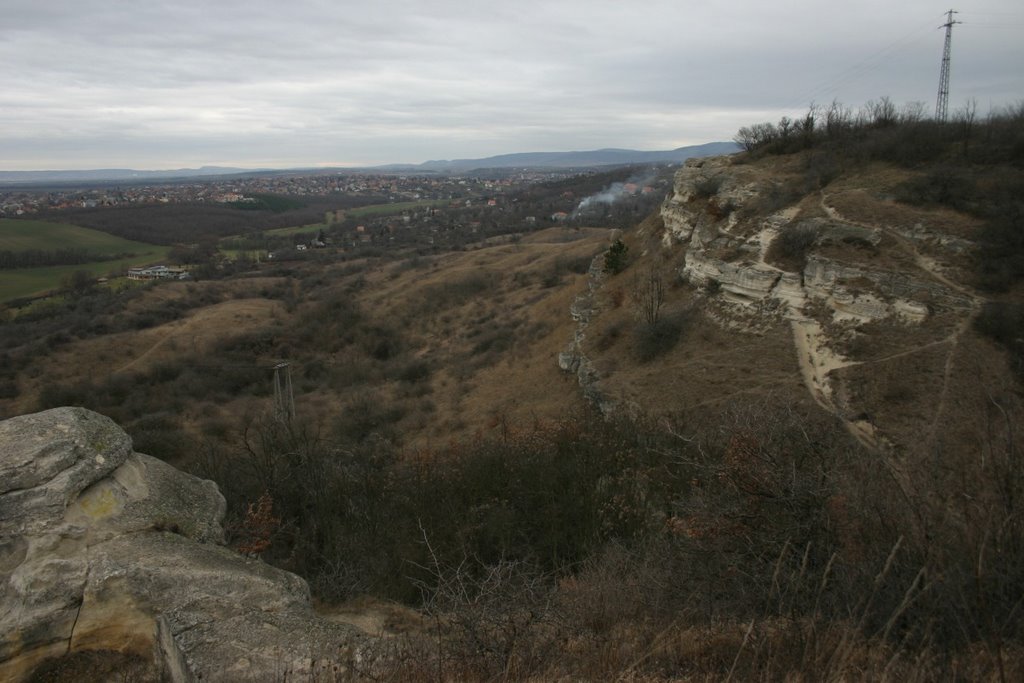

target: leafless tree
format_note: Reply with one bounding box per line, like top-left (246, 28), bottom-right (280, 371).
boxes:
top-left (955, 97), bottom-right (978, 155)
top-left (867, 96), bottom-right (898, 127)
top-left (632, 269), bottom-right (665, 325)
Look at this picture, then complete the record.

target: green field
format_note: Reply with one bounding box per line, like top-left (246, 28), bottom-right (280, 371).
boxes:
top-left (0, 219), bottom-right (169, 303)
top-left (238, 200), bottom-right (449, 240)
top-left (346, 199), bottom-right (448, 218)
top-left (0, 218), bottom-right (162, 254)
top-left (262, 222), bottom-right (327, 238)
top-left (220, 249), bottom-right (268, 262)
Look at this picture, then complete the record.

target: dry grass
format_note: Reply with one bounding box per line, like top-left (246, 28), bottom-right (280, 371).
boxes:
top-left (8, 143), bottom-right (1024, 682)
top-left (7, 227), bottom-right (610, 455)
top-left (585, 300), bottom-right (806, 421)
top-left (25, 650), bottom-right (157, 682)
top-left (351, 227), bottom-right (608, 446)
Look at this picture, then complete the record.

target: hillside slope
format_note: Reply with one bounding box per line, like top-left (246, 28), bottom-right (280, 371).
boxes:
top-left (3, 123), bottom-right (1024, 679)
top-left (1, 227), bottom-right (611, 456)
top-left (572, 149), bottom-right (1021, 461)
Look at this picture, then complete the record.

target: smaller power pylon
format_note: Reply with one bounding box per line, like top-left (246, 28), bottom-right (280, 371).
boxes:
top-left (272, 362), bottom-right (295, 423)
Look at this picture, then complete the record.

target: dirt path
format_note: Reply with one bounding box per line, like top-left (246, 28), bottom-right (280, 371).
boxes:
top-left (927, 314), bottom-right (973, 444)
top-left (817, 193), bottom-right (982, 450)
top-left (746, 218), bottom-right (855, 414)
top-left (114, 321), bottom-right (191, 374)
top-left (736, 199), bottom-right (981, 452)
top-left (113, 299), bottom-right (282, 375)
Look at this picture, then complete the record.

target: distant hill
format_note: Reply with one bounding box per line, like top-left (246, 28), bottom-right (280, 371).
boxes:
top-left (0, 166), bottom-right (256, 185)
top-left (0, 143), bottom-right (739, 185)
top-left (380, 141), bottom-right (739, 173)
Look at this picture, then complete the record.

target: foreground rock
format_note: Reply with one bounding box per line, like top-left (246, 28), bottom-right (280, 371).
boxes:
top-left (0, 407), bottom-right (367, 682)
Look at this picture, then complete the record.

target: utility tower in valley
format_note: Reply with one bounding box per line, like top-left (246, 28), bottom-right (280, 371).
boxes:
top-left (935, 9), bottom-right (960, 122)
top-left (272, 362), bottom-right (295, 423)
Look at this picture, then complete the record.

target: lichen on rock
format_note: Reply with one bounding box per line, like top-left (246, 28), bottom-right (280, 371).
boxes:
top-left (0, 407), bottom-right (367, 682)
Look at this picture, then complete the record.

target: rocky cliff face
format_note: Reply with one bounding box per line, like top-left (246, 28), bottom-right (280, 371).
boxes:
top-left (0, 407), bottom-right (366, 682)
top-left (568, 152), bottom-right (1011, 457)
top-left (664, 155), bottom-right (988, 448)
top-left (664, 156), bottom-right (973, 320)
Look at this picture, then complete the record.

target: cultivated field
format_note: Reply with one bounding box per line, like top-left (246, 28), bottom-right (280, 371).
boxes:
top-left (346, 199), bottom-right (448, 217)
top-left (0, 218), bottom-right (169, 302)
top-left (0, 218), bottom-right (160, 254)
top-left (262, 222), bottom-right (327, 237)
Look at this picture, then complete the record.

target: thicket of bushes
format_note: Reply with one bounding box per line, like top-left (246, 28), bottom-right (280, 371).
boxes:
top-left (975, 301), bottom-right (1024, 381)
top-left (735, 98), bottom-right (1023, 166)
top-left (24, 277), bottom-right (441, 458)
top-left (766, 222), bottom-right (818, 271)
top-left (41, 194), bottom-right (382, 245)
top-left (634, 312), bottom-right (686, 362)
top-left (0, 247), bottom-right (132, 270)
top-left (183, 392), bottom-right (1023, 680)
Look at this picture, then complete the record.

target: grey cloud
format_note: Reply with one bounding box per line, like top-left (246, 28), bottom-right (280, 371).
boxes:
top-left (1, 0), bottom-right (1021, 169)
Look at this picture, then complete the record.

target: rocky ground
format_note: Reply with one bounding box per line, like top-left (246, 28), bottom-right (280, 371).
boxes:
top-left (0, 407), bottom-right (370, 682)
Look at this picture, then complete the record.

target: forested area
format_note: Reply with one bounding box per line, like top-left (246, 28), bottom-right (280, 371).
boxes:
top-left (38, 194), bottom-right (388, 245)
top-left (0, 247), bottom-right (132, 269)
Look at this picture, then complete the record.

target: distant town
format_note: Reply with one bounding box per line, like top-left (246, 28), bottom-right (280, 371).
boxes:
top-left (0, 169), bottom-right (585, 218)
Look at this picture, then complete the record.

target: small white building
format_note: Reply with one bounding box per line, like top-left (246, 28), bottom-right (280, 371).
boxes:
top-left (127, 265), bottom-right (187, 281)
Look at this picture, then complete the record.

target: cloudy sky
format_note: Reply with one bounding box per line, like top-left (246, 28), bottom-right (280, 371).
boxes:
top-left (1, 0), bottom-right (1021, 170)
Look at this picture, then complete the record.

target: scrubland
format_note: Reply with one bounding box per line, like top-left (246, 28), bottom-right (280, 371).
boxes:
top-left (7, 104), bottom-right (1024, 680)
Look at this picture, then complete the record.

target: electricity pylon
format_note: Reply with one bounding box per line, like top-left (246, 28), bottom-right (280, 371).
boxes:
top-left (272, 362), bottom-right (295, 423)
top-left (935, 9), bottom-right (960, 122)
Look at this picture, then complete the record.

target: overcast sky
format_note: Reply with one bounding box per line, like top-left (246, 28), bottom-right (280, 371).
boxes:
top-left (1, 0), bottom-right (1021, 170)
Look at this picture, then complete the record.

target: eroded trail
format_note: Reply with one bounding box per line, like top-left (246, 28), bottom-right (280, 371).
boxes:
top-left (746, 216), bottom-right (851, 407)
top-left (114, 323), bottom-right (185, 375)
top-left (734, 196), bottom-right (982, 451)
top-left (113, 299), bottom-right (282, 375)
top-left (812, 193), bottom-right (982, 451)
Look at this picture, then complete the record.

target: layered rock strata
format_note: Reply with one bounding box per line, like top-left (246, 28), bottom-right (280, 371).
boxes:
top-left (667, 155), bottom-right (968, 325)
top-left (0, 407), bottom-right (366, 682)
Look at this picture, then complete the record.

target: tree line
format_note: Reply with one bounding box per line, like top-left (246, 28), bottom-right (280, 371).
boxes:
top-left (0, 247), bottom-right (132, 269)
top-left (36, 195), bottom-right (383, 246)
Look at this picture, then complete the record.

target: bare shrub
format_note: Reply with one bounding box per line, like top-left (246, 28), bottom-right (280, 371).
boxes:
top-left (742, 179), bottom-right (805, 217)
top-left (634, 310), bottom-right (686, 362)
top-left (557, 540), bottom-right (677, 634)
top-left (592, 320), bottom-right (625, 352)
top-left (413, 537), bottom-right (561, 681)
top-left (631, 270), bottom-right (665, 325)
top-left (977, 204), bottom-right (1024, 291)
top-left (692, 174), bottom-right (723, 198)
top-left (974, 302), bottom-right (1024, 380)
top-left (766, 223), bottom-right (817, 271)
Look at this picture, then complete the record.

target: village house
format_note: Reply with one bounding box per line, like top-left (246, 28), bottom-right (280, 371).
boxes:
top-left (126, 265), bottom-right (188, 281)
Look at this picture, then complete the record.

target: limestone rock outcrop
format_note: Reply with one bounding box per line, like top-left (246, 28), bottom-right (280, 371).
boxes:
top-left (660, 156), bottom-right (762, 249)
top-left (635, 153), bottom-right (988, 454)
top-left (0, 407), bottom-right (366, 682)
top-left (663, 155), bottom-right (971, 326)
top-left (558, 253), bottom-right (617, 415)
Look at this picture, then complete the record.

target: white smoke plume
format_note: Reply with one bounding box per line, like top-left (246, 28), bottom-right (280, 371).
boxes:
top-left (572, 171), bottom-right (658, 217)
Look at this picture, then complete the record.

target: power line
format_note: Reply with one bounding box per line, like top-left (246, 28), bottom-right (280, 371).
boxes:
top-left (780, 19), bottom-right (937, 112)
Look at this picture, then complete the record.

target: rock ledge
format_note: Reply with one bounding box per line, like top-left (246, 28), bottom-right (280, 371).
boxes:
top-left (0, 407), bottom-right (365, 682)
